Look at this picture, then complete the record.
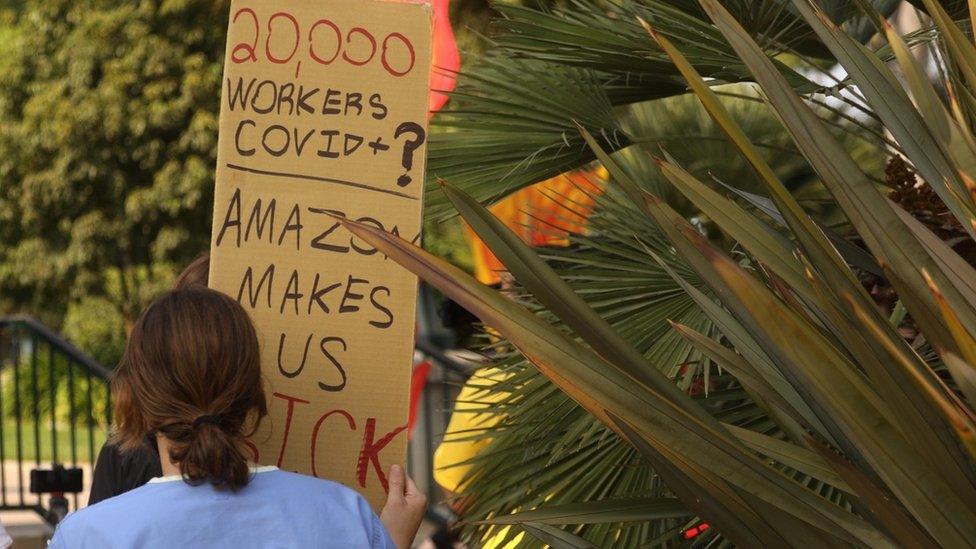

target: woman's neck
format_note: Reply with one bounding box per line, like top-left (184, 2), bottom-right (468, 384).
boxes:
top-left (155, 434), bottom-right (182, 477)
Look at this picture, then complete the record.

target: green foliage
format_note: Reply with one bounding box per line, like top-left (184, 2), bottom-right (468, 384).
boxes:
top-left (423, 218), bottom-right (475, 275)
top-left (0, 0), bottom-right (227, 325)
top-left (435, 190), bottom-right (714, 546)
top-left (616, 86), bottom-right (883, 219)
top-left (360, 0), bottom-right (976, 546)
top-left (61, 296), bottom-right (126, 366)
top-left (423, 0), bottom-right (910, 219)
top-left (0, 0), bottom-right (215, 324)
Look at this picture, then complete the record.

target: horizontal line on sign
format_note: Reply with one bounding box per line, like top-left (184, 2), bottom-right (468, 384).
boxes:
top-left (225, 163), bottom-right (419, 201)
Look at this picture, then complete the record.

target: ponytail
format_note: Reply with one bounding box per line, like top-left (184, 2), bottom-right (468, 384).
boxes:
top-left (157, 415), bottom-right (251, 490)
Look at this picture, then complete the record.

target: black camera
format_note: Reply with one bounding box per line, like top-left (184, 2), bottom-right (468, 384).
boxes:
top-left (30, 465), bottom-right (83, 494)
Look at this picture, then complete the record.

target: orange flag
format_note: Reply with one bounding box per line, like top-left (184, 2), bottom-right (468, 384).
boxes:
top-left (465, 169), bottom-right (607, 286)
top-left (428, 0), bottom-right (460, 113)
top-left (394, 0), bottom-right (459, 113)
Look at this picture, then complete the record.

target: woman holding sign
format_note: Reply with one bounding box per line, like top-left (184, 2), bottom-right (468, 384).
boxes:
top-left (52, 286), bottom-right (426, 548)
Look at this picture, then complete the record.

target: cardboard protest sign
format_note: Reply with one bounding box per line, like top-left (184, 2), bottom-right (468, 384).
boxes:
top-left (208, 0), bottom-right (432, 508)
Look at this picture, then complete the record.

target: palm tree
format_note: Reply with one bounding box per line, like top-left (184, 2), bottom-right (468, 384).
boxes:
top-left (385, 0), bottom-right (976, 546)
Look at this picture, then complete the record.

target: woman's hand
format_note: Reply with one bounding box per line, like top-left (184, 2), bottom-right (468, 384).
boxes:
top-left (380, 464), bottom-right (428, 549)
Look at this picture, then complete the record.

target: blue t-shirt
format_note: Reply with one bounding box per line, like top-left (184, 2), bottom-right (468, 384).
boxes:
top-left (50, 466), bottom-right (395, 548)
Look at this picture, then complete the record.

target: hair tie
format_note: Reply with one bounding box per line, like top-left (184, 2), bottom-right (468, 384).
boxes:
top-left (193, 414), bottom-right (220, 427)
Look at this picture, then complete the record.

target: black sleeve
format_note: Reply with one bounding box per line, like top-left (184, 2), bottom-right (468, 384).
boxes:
top-left (88, 442), bottom-right (122, 506)
top-left (88, 439), bottom-right (163, 506)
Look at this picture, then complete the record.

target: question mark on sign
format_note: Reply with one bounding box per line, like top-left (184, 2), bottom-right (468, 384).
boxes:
top-left (394, 122), bottom-right (426, 188)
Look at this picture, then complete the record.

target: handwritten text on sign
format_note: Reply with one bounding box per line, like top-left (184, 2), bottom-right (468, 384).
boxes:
top-left (208, 0), bottom-right (432, 509)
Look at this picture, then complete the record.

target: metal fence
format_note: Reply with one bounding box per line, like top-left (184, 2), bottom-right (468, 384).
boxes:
top-left (409, 339), bottom-right (478, 526)
top-left (409, 284), bottom-right (481, 527)
top-left (0, 315), bottom-right (113, 522)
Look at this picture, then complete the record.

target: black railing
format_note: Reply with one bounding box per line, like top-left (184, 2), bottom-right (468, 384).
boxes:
top-left (409, 338), bottom-right (475, 525)
top-left (0, 315), bottom-right (112, 524)
top-left (409, 285), bottom-right (481, 528)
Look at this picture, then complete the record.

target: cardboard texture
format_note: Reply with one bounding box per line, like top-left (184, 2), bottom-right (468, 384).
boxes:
top-left (208, 0), bottom-right (432, 509)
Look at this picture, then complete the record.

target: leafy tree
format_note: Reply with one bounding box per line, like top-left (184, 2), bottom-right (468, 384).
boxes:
top-left (0, 0), bottom-right (228, 329)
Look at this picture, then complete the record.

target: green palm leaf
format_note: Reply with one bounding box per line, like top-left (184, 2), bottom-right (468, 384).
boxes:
top-left (412, 0), bottom-right (976, 545)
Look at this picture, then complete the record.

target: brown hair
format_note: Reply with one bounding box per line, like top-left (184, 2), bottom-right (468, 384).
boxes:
top-left (112, 286), bottom-right (267, 490)
top-left (174, 252), bottom-right (210, 289)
